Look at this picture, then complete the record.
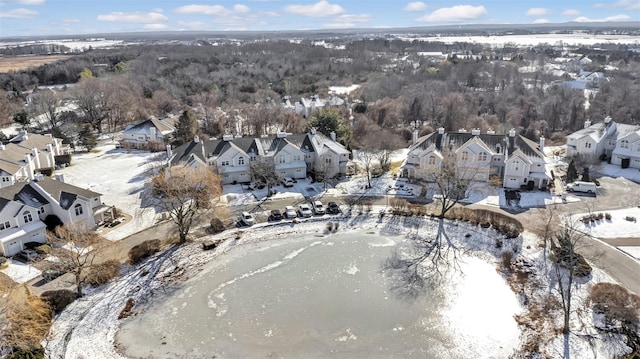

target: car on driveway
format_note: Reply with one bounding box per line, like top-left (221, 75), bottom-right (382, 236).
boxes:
top-left (298, 203), bottom-right (313, 218)
top-left (240, 211), bottom-right (255, 226)
top-left (282, 177), bottom-right (295, 187)
top-left (13, 249), bottom-right (40, 263)
top-left (43, 268), bottom-right (64, 282)
top-left (327, 201), bottom-right (341, 214)
top-left (269, 209), bottom-right (284, 221)
top-left (284, 206), bottom-right (297, 219)
top-left (312, 200), bottom-right (325, 215)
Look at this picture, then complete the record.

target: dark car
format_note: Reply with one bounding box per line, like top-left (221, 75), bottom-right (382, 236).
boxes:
top-left (13, 249), bottom-right (40, 263)
top-left (269, 209), bottom-right (284, 221)
top-left (327, 201), bottom-right (341, 214)
top-left (42, 268), bottom-right (64, 282)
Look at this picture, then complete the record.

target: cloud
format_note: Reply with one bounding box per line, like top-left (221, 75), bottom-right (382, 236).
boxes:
top-left (562, 9), bottom-right (580, 16)
top-left (144, 23), bottom-right (169, 30)
top-left (417, 5), bottom-right (487, 22)
top-left (526, 8), bottom-right (547, 16)
top-left (404, 1), bottom-right (427, 12)
top-left (323, 22), bottom-right (357, 29)
top-left (61, 18), bottom-right (80, 23)
top-left (573, 14), bottom-right (631, 22)
top-left (10, 0), bottom-right (45, 5)
top-left (594, 0), bottom-right (640, 9)
top-left (97, 11), bottom-right (168, 23)
top-left (533, 18), bottom-right (550, 24)
top-left (263, 11), bottom-right (279, 16)
top-left (0, 8), bottom-right (38, 18)
top-left (211, 14), bottom-right (266, 29)
top-left (234, 4), bottom-right (251, 13)
top-left (334, 14), bottom-right (371, 23)
top-left (284, 1), bottom-right (344, 17)
top-left (174, 5), bottom-right (233, 16)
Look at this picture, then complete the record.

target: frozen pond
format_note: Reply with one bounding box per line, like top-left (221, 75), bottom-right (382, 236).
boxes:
top-left (116, 230), bottom-right (519, 358)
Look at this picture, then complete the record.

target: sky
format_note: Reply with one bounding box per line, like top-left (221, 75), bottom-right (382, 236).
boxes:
top-left (0, 0), bottom-right (638, 38)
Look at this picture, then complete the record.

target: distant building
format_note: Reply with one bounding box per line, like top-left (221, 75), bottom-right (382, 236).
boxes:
top-left (120, 117), bottom-right (175, 150)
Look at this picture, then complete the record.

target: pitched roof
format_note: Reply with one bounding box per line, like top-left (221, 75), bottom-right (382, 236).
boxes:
top-left (33, 177), bottom-right (101, 202)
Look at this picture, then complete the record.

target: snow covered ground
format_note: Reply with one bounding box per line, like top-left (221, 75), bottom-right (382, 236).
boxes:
top-left (572, 207), bottom-right (640, 239)
top-left (0, 259), bottom-right (41, 284)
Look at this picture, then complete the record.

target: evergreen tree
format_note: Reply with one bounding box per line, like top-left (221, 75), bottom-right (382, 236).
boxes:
top-left (173, 110), bottom-right (198, 146)
top-left (566, 159), bottom-right (578, 183)
top-left (305, 108), bottom-right (351, 145)
top-left (582, 166), bottom-right (590, 182)
top-left (78, 125), bottom-right (97, 151)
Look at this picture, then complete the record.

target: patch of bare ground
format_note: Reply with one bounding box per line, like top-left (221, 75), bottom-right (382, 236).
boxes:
top-left (0, 55), bottom-right (73, 73)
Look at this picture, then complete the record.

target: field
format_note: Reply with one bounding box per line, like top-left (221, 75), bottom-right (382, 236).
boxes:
top-left (0, 55), bottom-right (72, 73)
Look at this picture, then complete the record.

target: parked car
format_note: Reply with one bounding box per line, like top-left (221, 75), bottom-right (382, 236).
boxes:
top-left (13, 249), bottom-right (40, 263)
top-left (284, 206), bottom-right (297, 219)
top-left (298, 203), bottom-right (313, 218)
top-left (42, 268), bottom-right (64, 282)
top-left (269, 209), bottom-right (284, 221)
top-left (327, 201), bottom-right (341, 214)
top-left (312, 200), bottom-right (325, 215)
top-left (282, 177), bottom-right (295, 187)
top-left (240, 211), bottom-right (255, 226)
top-left (566, 181), bottom-right (597, 195)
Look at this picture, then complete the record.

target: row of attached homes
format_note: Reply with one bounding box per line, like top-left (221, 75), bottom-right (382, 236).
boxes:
top-left (402, 128), bottom-right (550, 190)
top-left (169, 129), bottom-right (352, 184)
top-left (566, 116), bottom-right (640, 169)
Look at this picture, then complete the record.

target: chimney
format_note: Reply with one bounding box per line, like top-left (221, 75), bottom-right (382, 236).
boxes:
top-left (194, 135), bottom-right (200, 143)
top-left (46, 143), bottom-right (55, 168)
top-left (438, 127), bottom-right (445, 135)
top-left (149, 127), bottom-right (157, 141)
top-left (223, 134), bottom-right (234, 141)
top-left (486, 129), bottom-right (495, 134)
top-left (584, 119), bottom-right (592, 129)
top-left (604, 116), bottom-right (611, 124)
top-left (20, 129), bottom-right (28, 140)
top-left (310, 127), bottom-right (316, 135)
top-left (539, 136), bottom-right (545, 151)
top-left (31, 148), bottom-right (41, 169)
top-left (330, 131), bottom-right (336, 142)
top-left (276, 132), bottom-right (287, 138)
top-left (471, 128), bottom-right (480, 136)
top-left (55, 173), bottom-right (65, 183)
top-left (166, 144), bottom-right (172, 159)
top-left (412, 130), bottom-right (419, 144)
top-left (34, 173), bottom-right (44, 181)
top-left (508, 129), bottom-right (516, 154)
top-left (0, 142), bottom-right (4, 150)
top-left (24, 154), bottom-right (34, 181)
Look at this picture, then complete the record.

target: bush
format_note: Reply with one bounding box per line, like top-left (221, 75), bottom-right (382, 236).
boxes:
top-left (41, 289), bottom-right (77, 313)
top-left (605, 213), bottom-right (612, 220)
top-left (34, 244), bottom-right (51, 255)
top-left (86, 260), bottom-right (121, 286)
top-left (0, 256), bottom-right (7, 266)
top-left (128, 239), bottom-right (161, 265)
top-left (119, 298), bottom-right (135, 319)
top-left (6, 346), bottom-right (45, 359)
top-left (209, 217), bottom-right (225, 234)
top-left (589, 282), bottom-right (640, 332)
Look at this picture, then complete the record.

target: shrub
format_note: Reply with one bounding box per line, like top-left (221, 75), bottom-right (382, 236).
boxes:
top-left (41, 289), bottom-right (77, 313)
top-left (86, 260), bottom-right (121, 286)
top-left (605, 213), bottom-right (612, 220)
top-left (119, 298), bottom-right (135, 319)
top-left (589, 282), bottom-right (640, 331)
top-left (0, 256), bottom-right (7, 267)
top-left (128, 239), bottom-right (161, 265)
top-left (209, 217), bottom-right (225, 234)
top-left (6, 346), bottom-right (45, 359)
top-left (34, 244), bottom-right (51, 255)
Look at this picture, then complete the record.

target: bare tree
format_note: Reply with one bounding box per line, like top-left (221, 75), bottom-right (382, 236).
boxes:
top-left (150, 166), bottom-right (222, 244)
top-left (72, 78), bottom-right (111, 133)
top-left (250, 157), bottom-right (279, 195)
top-left (29, 89), bottom-right (61, 131)
top-left (426, 158), bottom-right (477, 218)
top-left (47, 225), bottom-right (108, 297)
top-left (354, 148), bottom-right (377, 189)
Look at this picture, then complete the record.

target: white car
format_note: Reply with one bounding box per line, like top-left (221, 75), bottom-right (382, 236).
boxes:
top-left (312, 200), bottom-right (325, 215)
top-left (240, 211), bottom-right (255, 226)
top-left (284, 206), bottom-right (297, 219)
top-left (297, 203), bottom-right (313, 218)
top-left (282, 177), bottom-right (295, 187)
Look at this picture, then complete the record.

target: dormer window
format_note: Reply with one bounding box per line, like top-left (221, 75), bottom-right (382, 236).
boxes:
top-left (585, 142), bottom-right (591, 149)
top-left (0, 221), bottom-right (10, 230)
top-left (428, 156), bottom-right (436, 165)
top-left (238, 157), bottom-right (245, 165)
top-left (74, 203), bottom-right (83, 216)
top-left (23, 211), bottom-right (33, 223)
top-left (461, 151), bottom-right (469, 161)
top-left (621, 140), bottom-right (629, 149)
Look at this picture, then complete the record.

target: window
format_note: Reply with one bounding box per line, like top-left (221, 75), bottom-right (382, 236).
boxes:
top-left (512, 160), bottom-right (520, 172)
top-left (461, 151), bottom-right (469, 161)
top-left (74, 203), bottom-right (83, 216)
top-left (585, 142), bottom-right (591, 148)
top-left (621, 140), bottom-right (629, 149)
top-left (23, 211), bottom-right (33, 223)
top-left (0, 221), bottom-right (10, 230)
top-left (278, 155), bottom-right (286, 164)
top-left (293, 155), bottom-right (301, 161)
top-left (477, 152), bottom-right (487, 161)
top-left (428, 156), bottom-right (436, 165)
top-left (325, 157), bottom-right (332, 164)
top-left (38, 207), bottom-right (45, 214)
top-left (221, 160), bottom-right (230, 166)
top-left (1, 177), bottom-right (9, 182)
top-left (238, 157), bottom-right (245, 165)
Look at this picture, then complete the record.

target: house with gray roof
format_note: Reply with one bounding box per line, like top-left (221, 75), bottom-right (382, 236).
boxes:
top-left (402, 127), bottom-right (549, 190)
top-left (566, 117), bottom-right (640, 161)
top-left (0, 175), bottom-right (112, 257)
top-left (0, 130), bottom-right (70, 188)
top-left (168, 130), bottom-right (352, 185)
top-left (120, 117), bottom-right (176, 150)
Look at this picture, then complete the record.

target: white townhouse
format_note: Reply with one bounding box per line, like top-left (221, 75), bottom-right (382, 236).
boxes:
top-left (0, 131), bottom-right (70, 188)
top-left (120, 117), bottom-right (176, 150)
top-left (169, 130), bottom-right (352, 185)
top-left (0, 175), bottom-right (113, 257)
top-left (402, 128), bottom-right (549, 190)
top-left (566, 117), bottom-right (640, 162)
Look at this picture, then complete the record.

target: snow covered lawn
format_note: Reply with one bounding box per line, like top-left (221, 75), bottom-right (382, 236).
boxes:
top-left (0, 259), bottom-right (41, 284)
top-left (572, 207), bottom-right (640, 239)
